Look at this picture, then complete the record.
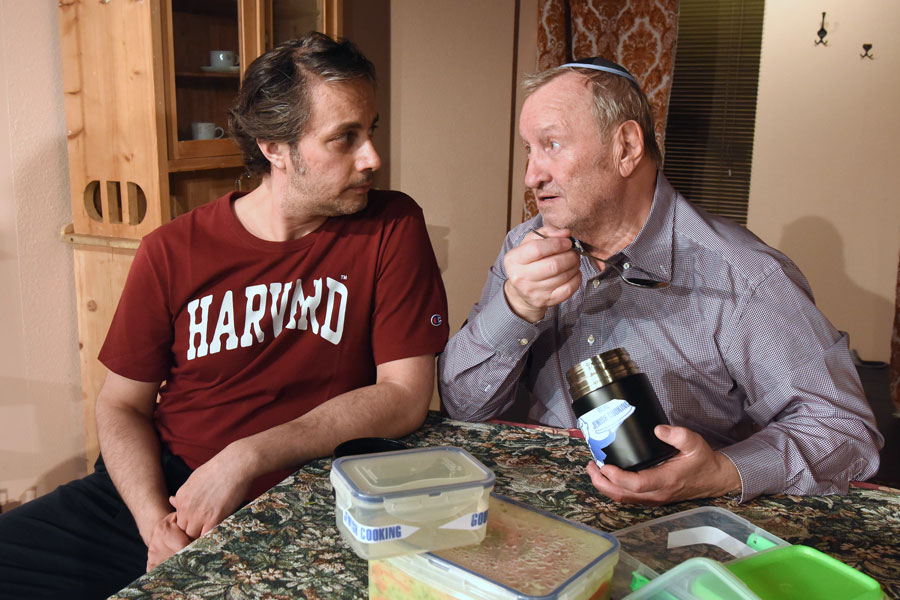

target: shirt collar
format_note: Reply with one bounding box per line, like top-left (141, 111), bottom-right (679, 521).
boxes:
top-left (610, 171), bottom-right (674, 285)
top-left (528, 172), bottom-right (675, 285)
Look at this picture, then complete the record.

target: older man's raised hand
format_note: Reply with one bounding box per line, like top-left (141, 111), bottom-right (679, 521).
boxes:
top-left (503, 226), bottom-right (581, 323)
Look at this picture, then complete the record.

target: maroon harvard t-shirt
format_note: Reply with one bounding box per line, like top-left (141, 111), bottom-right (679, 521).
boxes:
top-left (99, 190), bottom-right (449, 497)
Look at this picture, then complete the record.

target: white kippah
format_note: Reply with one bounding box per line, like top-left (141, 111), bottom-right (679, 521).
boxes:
top-left (560, 58), bottom-right (639, 86)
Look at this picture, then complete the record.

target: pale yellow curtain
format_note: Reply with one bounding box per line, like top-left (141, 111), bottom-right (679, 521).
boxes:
top-left (525, 0), bottom-right (678, 220)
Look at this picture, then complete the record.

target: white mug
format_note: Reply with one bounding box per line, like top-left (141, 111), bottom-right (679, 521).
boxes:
top-left (210, 50), bottom-right (235, 69)
top-left (191, 122), bottom-right (225, 140)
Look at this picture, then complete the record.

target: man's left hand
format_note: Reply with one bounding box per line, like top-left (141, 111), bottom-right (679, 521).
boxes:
top-left (586, 425), bottom-right (741, 505)
top-left (146, 511), bottom-right (193, 572)
top-left (169, 446), bottom-right (253, 538)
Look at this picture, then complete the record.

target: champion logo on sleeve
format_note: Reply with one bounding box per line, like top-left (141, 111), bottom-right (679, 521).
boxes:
top-left (430, 314), bottom-right (443, 326)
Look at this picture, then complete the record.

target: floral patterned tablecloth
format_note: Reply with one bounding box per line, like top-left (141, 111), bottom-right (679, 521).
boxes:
top-left (112, 412), bottom-right (900, 600)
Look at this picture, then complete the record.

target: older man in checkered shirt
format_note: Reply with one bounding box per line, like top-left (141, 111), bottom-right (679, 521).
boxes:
top-left (438, 58), bottom-right (883, 505)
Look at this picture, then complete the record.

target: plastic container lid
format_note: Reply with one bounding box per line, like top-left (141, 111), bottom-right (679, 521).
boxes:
top-left (370, 493), bottom-right (621, 600)
top-left (622, 557), bottom-right (761, 600)
top-left (726, 545), bottom-right (884, 600)
top-left (331, 446), bottom-right (494, 500)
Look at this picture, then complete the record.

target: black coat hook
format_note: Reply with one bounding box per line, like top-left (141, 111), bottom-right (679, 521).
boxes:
top-left (815, 12), bottom-right (828, 46)
top-left (861, 43), bottom-right (874, 59)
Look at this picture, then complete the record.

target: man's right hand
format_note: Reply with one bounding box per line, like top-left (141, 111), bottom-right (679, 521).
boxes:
top-left (503, 226), bottom-right (581, 323)
top-left (146, 511), bottom-right (193, 572)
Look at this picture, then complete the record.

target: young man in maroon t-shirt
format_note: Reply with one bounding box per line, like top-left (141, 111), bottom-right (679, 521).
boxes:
top-left (0, 33), bottom-right (448, 600)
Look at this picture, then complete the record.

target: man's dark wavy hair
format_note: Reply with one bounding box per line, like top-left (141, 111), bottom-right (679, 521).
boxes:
top-left (228, 32), bottom-right (376, 176)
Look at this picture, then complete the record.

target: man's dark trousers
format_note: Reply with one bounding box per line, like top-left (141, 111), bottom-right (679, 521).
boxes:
top-left (0, 450), bottom-right (191, 600)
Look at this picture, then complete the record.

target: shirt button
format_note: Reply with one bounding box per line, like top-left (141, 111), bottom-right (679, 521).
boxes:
top-left (519, 338), bottom-right (529, 346)
top-left (592, 279), bottom-right (600, 288)
top-left (587, 335), bottom-right (595, 344)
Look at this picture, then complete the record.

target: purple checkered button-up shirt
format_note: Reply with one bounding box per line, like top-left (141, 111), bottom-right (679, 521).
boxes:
top-left (438, 174), bottom-right (883, 501)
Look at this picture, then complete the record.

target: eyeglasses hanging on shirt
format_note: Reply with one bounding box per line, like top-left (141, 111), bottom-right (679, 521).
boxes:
top-left (529, 228), bottom-right (669, 289)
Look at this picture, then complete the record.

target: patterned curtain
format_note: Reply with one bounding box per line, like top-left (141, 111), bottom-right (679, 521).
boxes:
top-left (892, 251), bottom-right (900, 412)
top-left (525, 0), bottom-right (679, 220)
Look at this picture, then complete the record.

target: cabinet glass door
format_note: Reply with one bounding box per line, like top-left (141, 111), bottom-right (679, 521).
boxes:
top-left (163, 0), bottom-right (341, 165)
top-left (267, 0), bottom-right (341, 48)
top-left (165, 0), bottom-right (242, 161)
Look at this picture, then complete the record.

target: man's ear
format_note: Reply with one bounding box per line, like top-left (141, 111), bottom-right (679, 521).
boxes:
top-left (612, 120), bottom-right (645, 177)
top-left (257, 140), bottom-right (289, 171)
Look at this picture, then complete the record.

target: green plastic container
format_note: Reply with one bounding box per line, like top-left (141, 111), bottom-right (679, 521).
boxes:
top-left (622, 558), bottom-right (759, 600)
top-left (726, 545), bottom-right (883, 600)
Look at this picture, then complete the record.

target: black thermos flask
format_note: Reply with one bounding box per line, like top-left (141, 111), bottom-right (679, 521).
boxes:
top-left (566, 348), bottom-right (678, 471)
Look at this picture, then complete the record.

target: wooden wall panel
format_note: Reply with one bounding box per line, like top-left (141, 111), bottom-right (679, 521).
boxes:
top-left (72, 246), bottom-right (137, 471)
top-left (59, 0), bottom-right (168, 239)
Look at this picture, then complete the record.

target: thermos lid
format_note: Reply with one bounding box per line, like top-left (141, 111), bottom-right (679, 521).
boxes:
top-left (566, 347), bottom-right (640, 400)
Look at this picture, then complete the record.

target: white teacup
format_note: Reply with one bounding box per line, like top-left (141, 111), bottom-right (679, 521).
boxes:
top-left (210, 50), bottom-right (235, 69)
top-left (191, 122), bottom-right (225, 140)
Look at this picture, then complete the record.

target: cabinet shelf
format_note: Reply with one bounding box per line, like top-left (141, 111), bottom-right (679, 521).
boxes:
top-left (168, 154), bottom-right (244, 173)
top-left (175, 70), bottom-right (241, 79)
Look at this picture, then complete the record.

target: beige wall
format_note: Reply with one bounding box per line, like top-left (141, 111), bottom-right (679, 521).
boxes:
top-left (748, 2), bottom-right (900, 362)
top-left (0, 0), bottom-right (84, 512)
top-left (386, 0), bottom-right (519, 333)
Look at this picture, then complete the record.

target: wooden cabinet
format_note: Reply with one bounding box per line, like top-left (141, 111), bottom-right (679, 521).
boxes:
top-left (58, 0), bottom-right (341, 470)
top-left (164, 0), bottom-right (248, 163)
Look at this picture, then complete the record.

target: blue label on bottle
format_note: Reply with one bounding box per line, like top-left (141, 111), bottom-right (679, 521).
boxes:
top-left (576, 399), bottom-right (635, 467)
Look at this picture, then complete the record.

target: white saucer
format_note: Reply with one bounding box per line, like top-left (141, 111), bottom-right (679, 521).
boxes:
top-left (200, 65), bottom-right (239, 73)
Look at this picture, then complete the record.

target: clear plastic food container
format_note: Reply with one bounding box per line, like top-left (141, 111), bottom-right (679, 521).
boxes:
top-left (610, 507), bottom-right (789, 598)
top-left (330, 446), bottom-right (495, 559)
top-left (369, 493), bottom-right (620, 600)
